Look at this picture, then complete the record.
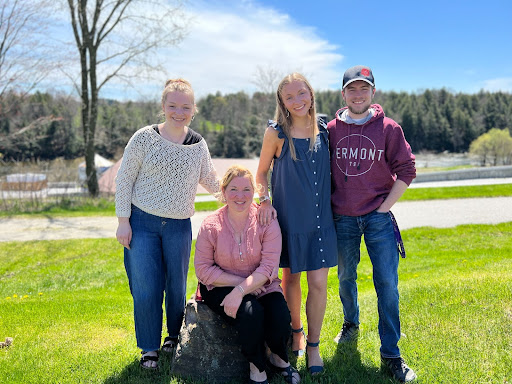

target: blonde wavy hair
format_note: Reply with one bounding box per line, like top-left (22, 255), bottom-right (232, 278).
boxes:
top-left (274, 73), bottom-right (318, 160)
top-left (217, 165), bottom-right (260, 203)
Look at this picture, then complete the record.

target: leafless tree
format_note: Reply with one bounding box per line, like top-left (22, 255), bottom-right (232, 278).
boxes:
top-left (66, 0), bottom-right (187, 196)
top-left (0, 0), bottom-right (54, 102)
top-left (251, 65), bottom-right (284, 94)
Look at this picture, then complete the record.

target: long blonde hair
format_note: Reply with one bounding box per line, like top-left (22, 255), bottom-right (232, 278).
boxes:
top-left (274, 73), bottom-right (318, 160)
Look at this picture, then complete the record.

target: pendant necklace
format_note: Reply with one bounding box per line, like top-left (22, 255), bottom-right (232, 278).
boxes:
top-left (228, 215), bottom-right (245, 262)
top-left (235, 232), bottom-right (244, 262)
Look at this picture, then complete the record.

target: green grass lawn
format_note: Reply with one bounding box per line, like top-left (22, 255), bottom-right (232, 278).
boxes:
top-left (403, 183), bottom-right (512, 201)
top-left (0, 197), bottom-right (223, 218)
top-left (1, 223), bottom-right (511, 383)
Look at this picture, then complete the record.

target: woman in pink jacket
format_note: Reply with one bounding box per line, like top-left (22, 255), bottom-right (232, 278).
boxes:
top-left (195, 165), bottom-right (300, 384)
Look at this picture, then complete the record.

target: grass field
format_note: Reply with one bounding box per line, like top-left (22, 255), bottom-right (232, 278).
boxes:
top-left (1, 222), bottom-right (511, 383)
top-left (0, 197), bottom-right (223, 218)
top-left (1, 183), bottom-right (511, 218)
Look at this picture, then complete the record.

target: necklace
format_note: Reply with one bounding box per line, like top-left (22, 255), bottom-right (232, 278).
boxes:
top-left (291, 123), bottom-right (312, 131)
top-left (228, 216), bottom-right (246, 262)
top-left (290, 122), bottom-right (315, 139)
top-left (235, 233), bottom-right (244, 261)
top-left (158, 124), bottom-right (187, 144)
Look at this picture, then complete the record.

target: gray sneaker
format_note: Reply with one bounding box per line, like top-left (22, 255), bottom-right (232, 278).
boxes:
top-left (381, 356), bottom-right (417, 382)
top-left (334, 321), bottom-right (359, 343)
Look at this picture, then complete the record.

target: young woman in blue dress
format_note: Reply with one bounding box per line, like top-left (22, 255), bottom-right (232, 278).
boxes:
top-left (255, 73), bottom-right (337, 375)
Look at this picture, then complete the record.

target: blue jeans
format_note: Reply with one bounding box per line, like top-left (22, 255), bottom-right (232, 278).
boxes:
top-left (124, 205), bottom-right (192, 352)
top-left (334, 210), bottom-right (401, 358)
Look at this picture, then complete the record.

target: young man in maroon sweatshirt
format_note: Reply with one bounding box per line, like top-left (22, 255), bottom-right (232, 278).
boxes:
top-left (327, 65), bottom-right (417, 383)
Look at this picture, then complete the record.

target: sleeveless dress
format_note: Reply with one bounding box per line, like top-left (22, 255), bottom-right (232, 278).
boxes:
top-left (269, 120), bottom-right (337, 273)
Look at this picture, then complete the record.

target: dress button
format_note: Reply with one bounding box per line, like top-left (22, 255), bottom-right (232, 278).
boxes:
top-left (317, 225), bottom-right (320, 229)
top-left (317, 215), bottom-right (320, 219)
top-left (319, 238), bottom-right (322, 241)
top-left (316, 193), bottom-right (318, 196)
top-left (315, 182), bottom-right (317, 185)
top-left (316, 204), bottom-right (318, 207)
top-left (312, 160), bottom-right (315, 163)
top-left (314, 171), bottom-right (316, 174)
top-left (320, 249), bottom-right (323, 252)
top-left (322, 259), bottom-right (325, 262)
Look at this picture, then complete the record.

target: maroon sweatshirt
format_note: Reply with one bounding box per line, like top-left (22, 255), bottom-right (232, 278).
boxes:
top-left (327, 104), bottom-right (416, 216)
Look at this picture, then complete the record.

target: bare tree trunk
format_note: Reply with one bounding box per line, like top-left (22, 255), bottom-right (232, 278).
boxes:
top-left (66, 0), bottom-right (187, 197)
top-left (87, 45), bottom-right (99, 196)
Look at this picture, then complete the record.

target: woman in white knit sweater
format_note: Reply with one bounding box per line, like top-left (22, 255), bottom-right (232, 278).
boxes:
top-left (115, 79), bottom-right (220, 370)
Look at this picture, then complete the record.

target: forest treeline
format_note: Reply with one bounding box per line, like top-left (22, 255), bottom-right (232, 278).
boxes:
top-left (0, 88), bottom-right (511, 161)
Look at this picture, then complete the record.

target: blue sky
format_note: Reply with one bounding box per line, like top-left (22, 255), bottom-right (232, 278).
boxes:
top-left (256, 0), bottom-right (512, 94)
top-left (44, 0), bottom-right (512, 100)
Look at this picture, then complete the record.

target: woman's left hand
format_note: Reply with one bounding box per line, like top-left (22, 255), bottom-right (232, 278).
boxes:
top-left (256, 201), bottom-right (277, 226)
top-left (220, 288), bottom-right (243, 319)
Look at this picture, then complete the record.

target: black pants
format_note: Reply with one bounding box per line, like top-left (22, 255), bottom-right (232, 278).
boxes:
top-left (200, 284), bottom-right (291, 372)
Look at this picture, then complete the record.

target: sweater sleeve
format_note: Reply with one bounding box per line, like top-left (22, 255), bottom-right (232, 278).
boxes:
top-left (194, 220), bottom-right (224, 286)
top-left (198, 140), bottom-right (221, 196)
top-left (253, 218), bottom-right (282, 283)
top-left (115, 131), bottom-right (145, 217)
top-left (385, 119), bottom-right (416, 186)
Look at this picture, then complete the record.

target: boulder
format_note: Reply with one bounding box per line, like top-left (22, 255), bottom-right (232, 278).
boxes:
top-left (171, 298), bottom-right (248, 383)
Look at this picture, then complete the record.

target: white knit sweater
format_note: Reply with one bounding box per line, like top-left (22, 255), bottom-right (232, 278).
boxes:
top-left (115, 125), bottom-right (220, 219)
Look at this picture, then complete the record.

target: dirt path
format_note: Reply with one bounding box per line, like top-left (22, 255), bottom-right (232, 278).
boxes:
top-left (1, 197), bottom-right (511, 243)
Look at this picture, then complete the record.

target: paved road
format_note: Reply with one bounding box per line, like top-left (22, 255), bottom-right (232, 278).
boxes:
top-left (1, 196), bottom-right (511, 242)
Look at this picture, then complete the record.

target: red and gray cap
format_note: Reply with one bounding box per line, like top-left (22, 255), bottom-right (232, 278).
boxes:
top-left (342, 65), bottom-right (375, 89)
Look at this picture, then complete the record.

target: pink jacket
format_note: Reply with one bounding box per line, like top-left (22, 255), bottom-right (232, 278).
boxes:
top-left (195, 204), bottom-right (283, 297)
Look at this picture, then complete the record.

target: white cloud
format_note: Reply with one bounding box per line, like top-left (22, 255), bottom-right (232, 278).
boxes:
top-left (153, 1), bottom-right (343, 99)
top-left (39, 1), bottom-right (344, 101)
top-left (481, 77), bottom-right (512, 93)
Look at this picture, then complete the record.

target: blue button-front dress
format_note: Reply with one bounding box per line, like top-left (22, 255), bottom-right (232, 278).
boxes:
top-left (269, 120), bottom-right (337, 273)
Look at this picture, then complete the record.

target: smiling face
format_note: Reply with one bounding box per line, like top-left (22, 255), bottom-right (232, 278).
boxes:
top-left (223, 176), bottom-right (254, 214)
top-left (280, 80), bottom-right (312, 119)
top-left (342, 80), bottom-right (375, 119)
top-left (162, 91), bottom-right (195, 129)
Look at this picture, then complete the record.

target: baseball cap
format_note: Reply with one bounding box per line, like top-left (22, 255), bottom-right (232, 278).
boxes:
top-left (342, 65), bottom-right (375, 89)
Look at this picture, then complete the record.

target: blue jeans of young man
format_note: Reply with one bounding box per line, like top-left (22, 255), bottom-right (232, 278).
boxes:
top-left (124, 205), bottom-right (192, 352)
top-left (334, 210), bottom-right (401, 358)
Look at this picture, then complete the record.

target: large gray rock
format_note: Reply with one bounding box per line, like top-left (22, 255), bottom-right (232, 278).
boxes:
top-left (171, 298), bottom-right (248, 383)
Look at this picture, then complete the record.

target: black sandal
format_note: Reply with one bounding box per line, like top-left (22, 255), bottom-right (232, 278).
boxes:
top-left (140, 350), bottom-right (159, 370)
top-left (291, 326), bottom-right (306, 357)
top-left (306, 340), bottom-right (324, 375)
top-left (161, 336), bottom-right (178, 353)
top-left (267, 361), bottom-right (300, 384)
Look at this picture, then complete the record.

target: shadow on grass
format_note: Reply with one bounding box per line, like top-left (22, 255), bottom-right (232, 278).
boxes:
top-left (103, 353), bottom-right (184, 384)
top-left (319, 342), bottom-right (392, 384)
top-left (102, 343), bottom-right (394, 384)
